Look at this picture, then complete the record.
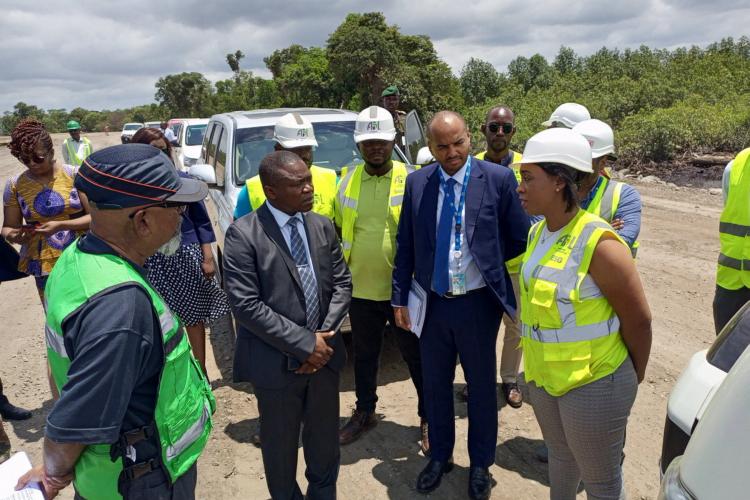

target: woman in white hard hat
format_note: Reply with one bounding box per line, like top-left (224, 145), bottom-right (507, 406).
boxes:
top-left (515, 128), bottom-right (652, 499)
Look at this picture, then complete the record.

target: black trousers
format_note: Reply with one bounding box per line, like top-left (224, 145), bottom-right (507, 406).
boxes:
top-left (713, 285), bottom-right (750, 335)
top-left (255, 367), bottom-right (340, 500)
top-left (349, 298), bottom-right (425, 418)
top-left (421, 289), bottom-right (502, 467)
top-left (75, 464), bottom-right (197, 500)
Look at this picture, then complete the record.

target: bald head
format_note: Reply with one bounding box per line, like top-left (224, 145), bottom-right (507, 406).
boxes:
top-left (259, 150), bottom-right (314, 214)
top-left (427, 111), bottom-right (468, 140)
top-left (427, 111), bottom-right (471, 175)
top-left (485, 106), bottom-right (514, 124)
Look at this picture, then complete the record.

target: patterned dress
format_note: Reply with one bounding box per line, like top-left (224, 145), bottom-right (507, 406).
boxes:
top-left (2, 165), bottom-right (85, 286)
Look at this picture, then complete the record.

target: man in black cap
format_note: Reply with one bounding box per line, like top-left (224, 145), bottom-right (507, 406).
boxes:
top-left (17, 144), bottom-right (215, 500)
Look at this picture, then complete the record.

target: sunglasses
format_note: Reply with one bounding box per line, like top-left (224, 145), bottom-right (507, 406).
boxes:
top-left (128, 201), bottom-right (187, 219)
top-left (24, 151), bottom-right (52, 164)
top-left (488, 122), bottom-right (514, 134)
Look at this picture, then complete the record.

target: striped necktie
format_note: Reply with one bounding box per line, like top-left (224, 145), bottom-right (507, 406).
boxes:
top-left (287, 218), bottom-right (320, 331)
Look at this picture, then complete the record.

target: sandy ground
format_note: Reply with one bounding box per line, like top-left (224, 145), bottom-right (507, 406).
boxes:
top-left (0, 133), bottom-right (721, 499)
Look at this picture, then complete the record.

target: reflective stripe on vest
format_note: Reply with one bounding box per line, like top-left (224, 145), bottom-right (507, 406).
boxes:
top-left (64, 137), bottom-right (92, 166)
top-left (519, 210), bottom-right (629, 396)
top-left (717, 148), bottom-right (750, 289)
top-left (246, 165), bottom-right (337, 220)
top-left (45, 244), bottom-right (215, 499)
top-left (585, 177), bottom-right (640, 258)
top-left (336, 161), bottom-right (411, 263)
top-left (475, 150), bottom-right (522, 184)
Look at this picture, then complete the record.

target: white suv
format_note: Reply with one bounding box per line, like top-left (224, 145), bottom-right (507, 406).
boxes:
top-left (171, 118), bottom-right (209, 172)
top-left (120, 122), bottom-right (143, 144)
top-left (189, 107), bottom-right (423, 267)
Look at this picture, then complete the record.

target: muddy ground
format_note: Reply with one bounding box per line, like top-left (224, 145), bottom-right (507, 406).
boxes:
top-left (0, 133), bottom-right (724, 499)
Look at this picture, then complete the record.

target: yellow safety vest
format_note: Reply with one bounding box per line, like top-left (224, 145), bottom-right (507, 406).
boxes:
top-left (584, 177), bottom-right (640, 258)
top-left (475, 150), bottom-right (522, 184)
top-left (476, 151), bottom-right (524, 273)
top-left (335, 161), bottom-right (411, 263)
top-left (717, 148), bottom-right (750, 290)
top-left (520, 209), bottom-right (629, 396)
top-left (63, 137), bottom-right (93, 167)
top-left (246, 165), bottom-right (337, 220)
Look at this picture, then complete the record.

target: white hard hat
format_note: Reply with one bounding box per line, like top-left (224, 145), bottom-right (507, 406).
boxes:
top-left (516, 128), bottom-right (593, 173)
top-left (416, 146), bottom-right (435, 165)
top-left (354, 106), bottom-right (396, 143)
top-left (572, 119), bottom-right (615, 159)
top-left (273, 112), bottom-right (318, 148)
top-left (541, 103), bottom-right (591, 129)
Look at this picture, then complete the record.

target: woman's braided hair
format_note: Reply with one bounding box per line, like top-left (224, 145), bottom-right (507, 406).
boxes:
top-left (8, 118), bottom-right (53, 162)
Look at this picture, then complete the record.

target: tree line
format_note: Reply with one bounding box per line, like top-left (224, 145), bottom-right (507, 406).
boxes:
top-left (2, 12), bottom-right (749, 167)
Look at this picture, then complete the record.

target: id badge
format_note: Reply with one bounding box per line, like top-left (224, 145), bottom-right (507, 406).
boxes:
top-left (450, 272), bottom-right (467, 295)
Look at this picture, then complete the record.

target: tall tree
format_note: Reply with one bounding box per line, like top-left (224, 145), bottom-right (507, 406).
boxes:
top-left (155, 72), bottom-right (213, 117)
top-left (460, 58), bottom-right (503, 106)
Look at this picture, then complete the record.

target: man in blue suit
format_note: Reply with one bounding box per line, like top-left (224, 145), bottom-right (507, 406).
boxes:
top-left (392, 111), bottom-right (529, 500)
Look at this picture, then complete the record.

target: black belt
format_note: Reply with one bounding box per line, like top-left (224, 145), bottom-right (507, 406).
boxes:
top-left (438, 287), bottom-right (487, 299)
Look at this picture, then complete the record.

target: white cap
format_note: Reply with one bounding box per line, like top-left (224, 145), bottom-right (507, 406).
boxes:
top-left (273, 112), bottom-right (318, 148)
top-left (354, 106), bottom-right (396, 143)
top-left (572, 119), bottom-right (615, 159)
top-left (416, 146), bottom-right (435, 165)
top-left (516, 128), bottom-right (593, 173)
top-left (541, 103), bottom-right (591, 129)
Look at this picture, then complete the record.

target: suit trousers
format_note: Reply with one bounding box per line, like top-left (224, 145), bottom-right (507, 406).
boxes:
top-left (421, 288), bottom-right (502, 467)
top-left (349, 298), bottom-right (425, 418)
top-left (255, 366), bottom-right (340, 500)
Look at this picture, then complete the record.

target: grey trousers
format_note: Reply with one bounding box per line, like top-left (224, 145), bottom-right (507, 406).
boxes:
top-left (528, 358), bottom-right (637, 500)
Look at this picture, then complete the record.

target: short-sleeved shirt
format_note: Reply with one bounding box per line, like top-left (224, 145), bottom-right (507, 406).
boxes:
top-left (2, 165), bottom-right (85, 276)
top-left (345, 168), bottom-right (399, 301)
top-left (46, 233), bottom-right (164, 449)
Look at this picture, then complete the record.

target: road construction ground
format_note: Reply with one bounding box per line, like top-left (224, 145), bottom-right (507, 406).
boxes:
top-left (0, 133), bottom-right (721, 499)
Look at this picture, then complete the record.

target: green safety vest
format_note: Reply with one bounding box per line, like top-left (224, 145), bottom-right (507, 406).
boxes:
top-left (520, 210), bottom-right (629, 396)
top-left (63, 137), bottom-right (93, 166)
top-left (475, 150), bottom-right (522, 184)
top-left (246, 165), bottom-right (337, 220)
top-left (476, 151), bottom-right (524, 273)
top-left (335, 161), bottom-right (412, 263)
top-left (584, 177), bottom-right (640, 258)
top-left (45, 243), bottom-right (215, 500)
top-left (717, 148), bottom-right (750, 290)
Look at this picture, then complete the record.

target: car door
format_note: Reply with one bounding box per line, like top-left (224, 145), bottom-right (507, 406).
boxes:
top-left (403, 110), bottom-right (427, 165)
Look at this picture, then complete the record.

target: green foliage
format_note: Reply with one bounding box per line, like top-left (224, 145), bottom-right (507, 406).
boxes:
top-left (266, 46), bottom-right (339, 108)
top-left (460, 58), bottom-right (503, 107)
top-left (155, 72), bottom-right (213, 117)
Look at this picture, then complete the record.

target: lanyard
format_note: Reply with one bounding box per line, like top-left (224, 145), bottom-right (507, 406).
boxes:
top-left (439, 157), bottom-right (472, 257)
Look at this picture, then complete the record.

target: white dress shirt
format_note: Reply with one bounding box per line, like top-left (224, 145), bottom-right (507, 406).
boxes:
top-left (162, 127), bottom-right (177, 142)
top-left (266, 201), bottom-right (317, 286)
top-left (436, 158), bottom-right (486, 292)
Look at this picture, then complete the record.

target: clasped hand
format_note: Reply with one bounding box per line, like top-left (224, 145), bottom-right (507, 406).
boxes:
top-left (296, 330), bottom-right (335, 374)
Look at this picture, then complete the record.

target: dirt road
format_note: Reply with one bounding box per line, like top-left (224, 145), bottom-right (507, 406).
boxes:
top-left (0, 133), bottom-right (721, 499)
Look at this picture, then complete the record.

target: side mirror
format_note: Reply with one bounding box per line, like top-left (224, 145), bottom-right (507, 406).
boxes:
top-left (171, 140), bottom-right (180, 148)
top-left (189, 164), bottom-right (217, 186)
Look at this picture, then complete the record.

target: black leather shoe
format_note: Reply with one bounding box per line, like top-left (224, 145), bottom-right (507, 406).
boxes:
top-left (416, 457), bottom-right (453, 494)
top-left (468, 466), bottom-right (492, 500)
top-left (0, 396), bottom-right (31, 421)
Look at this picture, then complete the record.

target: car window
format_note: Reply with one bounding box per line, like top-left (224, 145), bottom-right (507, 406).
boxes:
top-left (186, 125), bottom-right (208, 146)
top-left (707, 301), bottom-right (750, 372)
top-left (202, 123), bottom-right (215, 163)
top-left (206, 124), bottom-right (222, 167)
top-left (123, 124), bottom-right (140, 131)
top-left (232, 120), bottom-right (406, 186)
top-left (216, 127), bottom-right (227, 188)
top-left (170, 123), bottom-right (183, 140)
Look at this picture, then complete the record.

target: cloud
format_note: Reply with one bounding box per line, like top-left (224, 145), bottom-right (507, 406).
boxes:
top-left (1, 0), bottom-right (748, 113)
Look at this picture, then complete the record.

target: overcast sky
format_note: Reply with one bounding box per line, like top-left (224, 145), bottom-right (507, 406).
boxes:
top-left (2, 0), bottom-right (748, 114)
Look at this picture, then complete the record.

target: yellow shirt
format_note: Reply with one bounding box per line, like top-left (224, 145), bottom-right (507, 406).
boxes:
top-left (348, 168), bottom-right (399, 301)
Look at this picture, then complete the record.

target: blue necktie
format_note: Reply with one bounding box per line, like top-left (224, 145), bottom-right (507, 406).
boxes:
top-left (433, 178), bottom-right (456, 295)
top-left (287, 218), bottom-right (320, 331)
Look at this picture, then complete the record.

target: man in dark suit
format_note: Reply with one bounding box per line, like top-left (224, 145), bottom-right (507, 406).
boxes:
top-left (223, 150), bottom-right (352, 500)
top-left (392, 111), bottom-right (529, 500)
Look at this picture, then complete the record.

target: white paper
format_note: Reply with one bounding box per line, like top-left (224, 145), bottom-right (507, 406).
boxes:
top-left (0, 452), bottom-right (44, 500)
top-left (407, 280), bottom-right (428, 338)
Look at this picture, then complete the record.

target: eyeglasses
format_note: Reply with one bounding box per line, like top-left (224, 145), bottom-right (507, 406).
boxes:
top-left (128, 201), bottom-right (187, 219)
top-left (488, 122), bottom-right (514, 134)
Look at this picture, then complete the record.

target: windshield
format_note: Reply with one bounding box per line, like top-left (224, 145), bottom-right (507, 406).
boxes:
top-left (185, 124), bottom-right (207, 146)
top-left (124, 124), bottom-right (141, 131)
top-left (235, 121), bottom-right (362, 185)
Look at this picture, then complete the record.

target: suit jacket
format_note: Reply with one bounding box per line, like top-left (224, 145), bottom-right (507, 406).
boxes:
top-left (392, 157), bottom-right (529, 318)
top-left (224, 203), bottom-right (352, 389)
